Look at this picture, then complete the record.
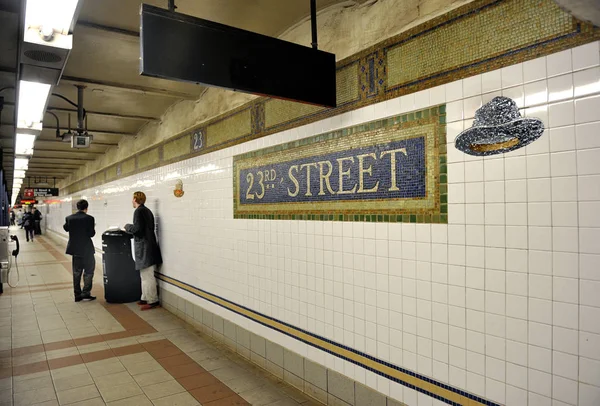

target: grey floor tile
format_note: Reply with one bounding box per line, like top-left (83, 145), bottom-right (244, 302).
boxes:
top-left (150, 392), bottom-right (199, 406)
top-left (57, 384), bottom-right (101, 405)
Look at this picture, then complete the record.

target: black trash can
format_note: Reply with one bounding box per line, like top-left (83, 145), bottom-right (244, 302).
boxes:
top-left (102, 229), bottom-right (141, 303)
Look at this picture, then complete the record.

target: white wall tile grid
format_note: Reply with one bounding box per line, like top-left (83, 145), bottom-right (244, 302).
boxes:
top-left (46, 41), bottom-right (600, 406)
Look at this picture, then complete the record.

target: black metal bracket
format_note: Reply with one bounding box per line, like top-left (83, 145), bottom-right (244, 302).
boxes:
top-left (168, 0), bottom-right (177, 12)
top-left (310, 0), bottom-right (318, 49)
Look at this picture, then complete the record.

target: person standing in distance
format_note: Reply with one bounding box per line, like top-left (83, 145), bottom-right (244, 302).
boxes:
top-left (33, 207), bottom-right (42, 235)
top-left (22, 209), bottom-right (35, 242)
top-left (125, 191), bottom-right (162, 310)
top-left (64, 199), bottom-right (96, 302)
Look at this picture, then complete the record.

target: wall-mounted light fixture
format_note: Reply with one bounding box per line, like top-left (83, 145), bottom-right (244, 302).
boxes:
top-left (17, 81), bottom-right (51, 130)
top-left (24, 0), bottom-right (80, 49)
top-left (14, 158), bottom-right (29, 171)
top-left (15, 133), bottom-right (36, 156)
top-left (14, 0), bottom-right (81, 198)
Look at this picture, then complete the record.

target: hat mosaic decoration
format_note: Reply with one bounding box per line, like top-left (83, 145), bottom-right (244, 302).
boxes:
top-left (455, 96), bottom-right (544, 156)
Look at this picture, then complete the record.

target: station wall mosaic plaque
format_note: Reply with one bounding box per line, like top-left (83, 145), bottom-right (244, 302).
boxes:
top-left (233, 105), bottom-right (447, 223)
top-left (62, 0), bottom-right (599, 195)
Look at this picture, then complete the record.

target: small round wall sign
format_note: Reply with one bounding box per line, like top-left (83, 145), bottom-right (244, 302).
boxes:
top-left (174, 179), bottom-right (184, 198)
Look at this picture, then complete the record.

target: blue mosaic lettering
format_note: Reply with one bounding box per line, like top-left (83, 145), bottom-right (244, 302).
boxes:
top-left (239, 136), bottom-right (426, 204)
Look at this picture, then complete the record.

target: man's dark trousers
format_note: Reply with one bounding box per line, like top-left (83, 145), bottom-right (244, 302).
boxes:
top-left (72, 254), bottom-right (95, 298)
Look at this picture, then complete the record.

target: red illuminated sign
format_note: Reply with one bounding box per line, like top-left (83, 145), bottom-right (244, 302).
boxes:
top-left (24, 189), bottom-right (34, 198)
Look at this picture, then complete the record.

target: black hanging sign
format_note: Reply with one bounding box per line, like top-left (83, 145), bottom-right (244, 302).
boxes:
top-left (32, 188), bottom-right (59, 197)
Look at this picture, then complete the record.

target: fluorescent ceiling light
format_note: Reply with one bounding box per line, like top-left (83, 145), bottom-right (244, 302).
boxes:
top-left (17, 81), bottom-right (51, 130)
top-left (14, 158), bottom-right (29, 170)
top-left (15, 133), bottom-right (36, 156)
top-left (14, 170), bottom-right (26, 179)
top-left (25, 0), bottom-right (79, 36)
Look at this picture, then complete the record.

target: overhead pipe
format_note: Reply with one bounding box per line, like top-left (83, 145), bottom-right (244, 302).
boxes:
top-left (51, 93), bottom-right (87, 119)
top-left (44, 111), bottom-right (61, 138)
top-left (310, 0), bottom-right (318, 49)
top-left (76, 85), bottom-right (86, 134)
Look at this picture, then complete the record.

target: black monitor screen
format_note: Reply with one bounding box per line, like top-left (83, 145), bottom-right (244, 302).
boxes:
top-left (140, 4), bottom-right (337, 108)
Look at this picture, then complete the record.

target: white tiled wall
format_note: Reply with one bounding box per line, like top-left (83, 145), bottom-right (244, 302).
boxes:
top-left (46, 41), bottom-right (600, 406)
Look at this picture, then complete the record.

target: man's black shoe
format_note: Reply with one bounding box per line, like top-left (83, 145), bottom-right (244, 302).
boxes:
top-left (82, 296), bottom-right (96, 301)
top-left (75, 296), bottom-right (83, 302)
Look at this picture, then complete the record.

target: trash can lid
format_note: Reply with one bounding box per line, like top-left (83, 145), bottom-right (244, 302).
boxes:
top-left (102, 229), bottom-right (132, 238)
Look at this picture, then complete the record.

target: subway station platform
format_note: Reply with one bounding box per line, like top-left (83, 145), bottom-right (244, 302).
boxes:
top-left (0, 228), bottom-right (322, 406)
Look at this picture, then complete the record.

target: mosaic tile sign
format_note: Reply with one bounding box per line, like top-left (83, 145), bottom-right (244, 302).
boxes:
top-left (63, 0), bottom-right (600, 195)
top-left (233, 105), bottom-right (447, 223)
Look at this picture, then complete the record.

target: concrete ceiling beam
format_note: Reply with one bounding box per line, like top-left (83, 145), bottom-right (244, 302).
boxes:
top-left (47, 106), bottom-right (160, 122)
top-left (60, 76), bottom-right (199, 100)
top-left (3, 101), bottom-right (159, 122)
top-left (77, 20), bottom-right (139, 37)
top-left (29, 157), bottom-right (96, 162)
top-left (0, 135), bottom-right (118, 147)
top-left (0, 124), bottom-right (135, 136)
top-left (0, 66), bottom-right (198, 100)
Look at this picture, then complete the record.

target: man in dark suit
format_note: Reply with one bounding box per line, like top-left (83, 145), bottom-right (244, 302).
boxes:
top-left (64, 199), bottom-right (96, 302)
top-left (125, 191), bottom-right (162, 310)
top-left (33, 207), bottom-right (42, 235)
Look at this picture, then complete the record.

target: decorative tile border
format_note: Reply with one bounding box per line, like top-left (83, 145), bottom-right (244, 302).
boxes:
top-left (156, 272), bottom-right (502, 406)
top-left (62, 0), bottom-right (600, 196)
top-left (161, 289), bottom-right (411, 406)
top-left (233, 106), bottom-right (447, 223)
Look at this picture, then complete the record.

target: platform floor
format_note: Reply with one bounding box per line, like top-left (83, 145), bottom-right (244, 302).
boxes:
top-left (0, 227), bottom-right (322, 406)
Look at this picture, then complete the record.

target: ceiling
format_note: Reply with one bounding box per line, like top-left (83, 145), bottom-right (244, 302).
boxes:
top-left (0, 0), bottom-right (348, 198)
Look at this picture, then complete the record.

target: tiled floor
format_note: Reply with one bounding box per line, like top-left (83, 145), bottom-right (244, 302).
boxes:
top-left (0, 227), bottom-right (322, 406)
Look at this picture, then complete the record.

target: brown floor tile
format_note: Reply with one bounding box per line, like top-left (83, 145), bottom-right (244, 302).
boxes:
top-left (0, 367), bottom-right (11, 379)
top-left (190, 383), bottom-right (237, 404)
top-left (12, 360), bottom-right (49, 376)
top-left (157, 353), bottom-right (194, 369)
top-left (48, 354), bottom-right (84, 370)
top-left (166, 362), bottom-right (206, 379)
top-left (204, 395), bottom-right (251, 406)
top-left (74, 335), bottom-right (105, 347)
top-left (44, 339), bottom-right (75, 351)
top-left (143, 340), bottom-right (182, 359)
top-left (140, 339), bottom-right (171, 350)
top-left (112, 344), bottom-right (145, 357)
top-left (0, 350), bottom-right (10, 359)
top-left (101, 331), bottom-right (132, 342)
top-left (126, 327), bottom-right (156, 336)
top-left (81, 348), bottom-right (115, 363)
top-left (177, 372), bottom-right (220, 391)
top-left (12, 344), bottom-right (45, 357)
